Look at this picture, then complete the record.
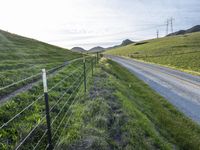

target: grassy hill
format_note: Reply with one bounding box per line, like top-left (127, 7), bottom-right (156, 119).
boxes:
top-left (105, 32), bottom-right (200, 74)
top-left (0, 30), bottom-right (82, 91)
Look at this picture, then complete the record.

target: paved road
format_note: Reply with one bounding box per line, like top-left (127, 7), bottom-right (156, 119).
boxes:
top-left (108, 55), bottom-right (200, 123)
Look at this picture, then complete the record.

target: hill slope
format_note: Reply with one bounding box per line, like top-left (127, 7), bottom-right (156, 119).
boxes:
top-left (167, 25), bottom-right (200, 36)
top-left (71, 47), bottom-right (86, 53)
top-left (105, 32), bottom-right (200, 74)
top-left (0, 29), bottom-right (82, 88)
top-left (88, 46), bottom-right (105, 53)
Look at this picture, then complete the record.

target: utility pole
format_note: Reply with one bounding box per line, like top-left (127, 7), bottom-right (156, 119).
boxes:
top-left (170, 17), bottom-right (175, 33)
top-left (166, 19), bottom-right (169, 35)
top-left (156, 30), bottom-right (159, 38)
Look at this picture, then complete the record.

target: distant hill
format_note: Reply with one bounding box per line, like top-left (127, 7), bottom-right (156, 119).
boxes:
top-left (167, 25), bottom-right (200, 36)
top-left (121, 39), bottom-right (134, 46)
top-left (88, 46), bottom-right (105, 53)
top-left (71, 47), bottom-right (86, 53)
top-left (71, 39), bottom-right (134, 53)
top-left (106, 39), bottom-right (134, 50)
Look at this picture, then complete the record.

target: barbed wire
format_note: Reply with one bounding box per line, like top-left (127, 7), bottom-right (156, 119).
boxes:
top-left (53, 67), bottom-right (92, 148)
top-left (50, 73), bottom-right (84, 126)
top-left (32, 129), bottom-right (48, 150)
top-left (0, 63), bottom-right (85, 129)
top-left (1, 57), bottom-right (95, 150)
top-left (15, 75), bottom-right (85, 150)
top-left (0, 56), bottom-right (87, 92)
top-left (53, 84), bottom-right (84, 149)
top-left (15, 115), bottom-right (46, 150)
top-left (51, 78), bottom-right (84, 140)
top-left (48, 65), bottom-right (82, 93)
top-left (0, 94), bottom-right (43, 129)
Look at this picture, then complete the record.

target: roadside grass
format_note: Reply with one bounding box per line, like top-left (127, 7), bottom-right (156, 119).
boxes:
top-left (104, 32), bottom-right (200, 74)
top-left (103, 58), bottom-right (200, 149)
top-left (57, 58), bottom-right (200, 149)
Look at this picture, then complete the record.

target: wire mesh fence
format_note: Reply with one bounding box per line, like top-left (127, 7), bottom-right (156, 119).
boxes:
top-left (0, 55), bottom-right (99, 150)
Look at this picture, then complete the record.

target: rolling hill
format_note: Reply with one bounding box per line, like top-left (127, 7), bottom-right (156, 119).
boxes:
top-left (71, 47), bottom-right (86, 53)
top-left (167, 25), bottom-right (200, 36)
top-left (88, 46), bottom-right (105, 53)
top-left (105, 31), bottom-right (200, 74)
top-left (0, 29), bottom-right (82, 89)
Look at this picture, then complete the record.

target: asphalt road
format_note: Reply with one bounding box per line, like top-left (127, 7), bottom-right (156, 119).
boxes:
top-left (108, 55), bottom-right (200, 123)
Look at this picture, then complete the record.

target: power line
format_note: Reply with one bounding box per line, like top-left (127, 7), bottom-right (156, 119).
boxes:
top-left (157, 30), bottom-right (159, 38)
top-left (170, 17), bottom-right (175, 33)
top-left (166, 19), bottom-right (169, 35)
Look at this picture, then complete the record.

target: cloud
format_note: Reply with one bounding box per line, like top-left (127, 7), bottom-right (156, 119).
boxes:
top-left (0, 0), bottom-right (199, 49)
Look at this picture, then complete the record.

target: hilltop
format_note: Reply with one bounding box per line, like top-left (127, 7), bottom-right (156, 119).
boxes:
top-left (71, 47), bottom-right (86, 53)
top-left (88, 46), bottom-right (105, 53)
top-left (167, 25), bottom-right (200, 36)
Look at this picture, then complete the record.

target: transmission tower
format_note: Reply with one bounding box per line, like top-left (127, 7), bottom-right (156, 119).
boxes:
top-left (166, 19), bottom-right (169, 35)
top-left (157, 30), bottom-right (159, 38)
top-left (170, 17), bottom-right (175, 33)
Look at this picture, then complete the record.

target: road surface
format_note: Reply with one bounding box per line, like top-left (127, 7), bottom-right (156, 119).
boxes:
top-left (108, 55), bottom-right (200, 123)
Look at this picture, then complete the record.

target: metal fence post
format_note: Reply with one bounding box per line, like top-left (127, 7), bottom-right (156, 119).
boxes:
top-left (83, 59), bottom-right (86, 94)
top-left (96, 52), bottom-right (99, 63)
top-left (92, 58), bottom-right (94, 76)
top-left (42, 69), bottom-right (53, 150)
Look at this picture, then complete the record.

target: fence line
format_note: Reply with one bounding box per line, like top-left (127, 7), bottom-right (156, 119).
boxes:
top-left (48, 72), bottom-right (83, 113)
top-left (0, 55), bottom-right (99, 150)
top-left (53, 83), bottom-right (85, 149)
top-left (19, 74), bottom-right (84, 150)
top-left (0, 94), bottom-right (43, 129)
top-left (50, 73), bottom-right (84, 126)
top-left (48, 65), bottom-right (82, 92)
top-left (0, 56), bottom-right (86, 92)
top-left (15, 115), bottom-right (47, 150)
top-left (0, 64), bottom-right (84, 130)
top-left (33, 129), bottom-right (48, 150)
top-left (53, 66), bottom-right (92, 149)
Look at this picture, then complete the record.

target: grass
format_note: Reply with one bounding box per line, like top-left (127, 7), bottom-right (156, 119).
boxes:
top-left (0, 30), bottom-right (82, 93)
top-left (56, 58), bottom-right (200, 150)
top-left (105, 32), bottom-right (200, 74)
top-left (0, 29), bottom-right (93, 149)
top-left (0, 58), bottom-right (96, 149)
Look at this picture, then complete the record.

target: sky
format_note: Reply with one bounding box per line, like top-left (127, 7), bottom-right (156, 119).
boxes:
top-left (0, 0), bottom-right (199, 50)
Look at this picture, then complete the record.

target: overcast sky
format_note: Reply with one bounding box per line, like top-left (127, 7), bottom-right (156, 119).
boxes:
top-left (0, 0), bottom-right (199, 49)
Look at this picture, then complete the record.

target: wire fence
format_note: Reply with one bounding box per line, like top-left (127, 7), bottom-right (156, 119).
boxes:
top-left (0, 54), bottom-right (100, 150)
top-left (0, 56), bottom-right (92, 99)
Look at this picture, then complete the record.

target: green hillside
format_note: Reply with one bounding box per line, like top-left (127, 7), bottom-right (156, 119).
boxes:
top-left (105, 32), bottom-right (200, 74)
top-left (0, 30), bottom-right (82, 92)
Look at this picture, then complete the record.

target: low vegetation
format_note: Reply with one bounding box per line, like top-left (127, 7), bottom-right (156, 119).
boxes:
top-left (56, 58), bottom-right (200, 150)
top-left (105, 32), bottom-right (200, 74)
top-left (0, 59), bottom-right (91, 149)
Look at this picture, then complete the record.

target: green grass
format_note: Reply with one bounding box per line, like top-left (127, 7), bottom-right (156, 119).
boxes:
top-left (105, 32), bottom-right (200, 74)
top-left (0, 29), bottom-right (82, 98)
top-left (0, 30), bottom-right (82, 86)
top-left (56, 58), bottom-right (200, 150)
top-left (0, 58), bottom-right (96, 149)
